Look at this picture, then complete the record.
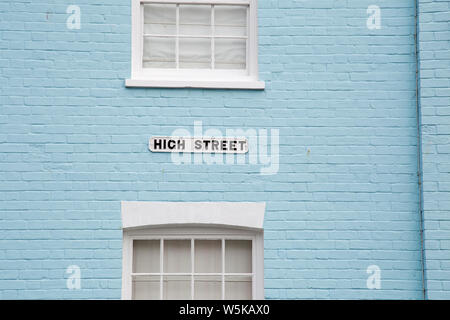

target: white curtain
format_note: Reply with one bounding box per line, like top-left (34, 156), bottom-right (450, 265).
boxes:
top-left (132, 239), bottom-right (252, 300)
top-left (133, 240), bottom-right (160, 273)
top-left (143, 4), bottom-right (247, 70)
top-left (194, 240), bottom-right (222, 299)
top-left (224, 240), bottom-right (252, 299)
top-left (132, 240), bottom-right (160, 300)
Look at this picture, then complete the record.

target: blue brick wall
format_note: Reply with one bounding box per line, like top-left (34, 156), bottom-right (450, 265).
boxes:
top-left (418, 0), bottom-right (450, 300)
top-left (0, 0), bottom-right (428, 299)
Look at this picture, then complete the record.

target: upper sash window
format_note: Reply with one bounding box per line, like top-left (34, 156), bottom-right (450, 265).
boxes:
top-left (126, 0), bottom-right (264, 89)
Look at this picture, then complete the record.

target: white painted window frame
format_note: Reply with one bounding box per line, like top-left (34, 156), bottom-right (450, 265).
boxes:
top-left (125, 0), bottom-right (265, 89)
top-left (121, 202), bottom-right (265, 300)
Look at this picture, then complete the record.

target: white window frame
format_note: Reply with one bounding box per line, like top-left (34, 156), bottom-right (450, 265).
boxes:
top-left (121, 201), bottom-right (265, 300)
top-left (125, 0), bottom-right (265, 89)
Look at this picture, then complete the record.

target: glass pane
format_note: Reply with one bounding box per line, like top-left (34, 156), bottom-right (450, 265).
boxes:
top-left (225, 240), bottom-right (252, 273)
top-left (164, 240), bottom-right (191, 273)
top-left (215, 5), bottom-right (247, 37)
top-left (179, 37), bottom-right (211, 69)
top-left (144, 4), bottom-right (176, 35)
top-left (215, 26), bottom-right (247, 37)
top-left (163, 275), bottom-right (191, 300)
top-left (194, 275), bottom-right (221, 300)
top-left (195, 240), bottom-right (221, 273)
top-left (133, 240), bottom-right (160, 273)
top-left (180, 5), bottom-right (211, 36)
top-left (143, 36), bottom-right (176, 68)
top-left (214, 38), bottom-right (246, 70)
top-left (132, 275), bottom-right (160, 300)
top-left (225, 275), bottom-right (252, 300)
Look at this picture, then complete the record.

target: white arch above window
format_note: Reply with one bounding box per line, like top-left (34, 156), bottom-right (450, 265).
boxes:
top-left (121, 201), bottom-right (265, 230)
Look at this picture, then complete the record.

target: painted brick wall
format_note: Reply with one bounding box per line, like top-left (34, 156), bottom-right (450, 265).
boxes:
top-left (418, 0), bottom-right (450, 300)
top-left (0, 0), bottom-right (424, 299)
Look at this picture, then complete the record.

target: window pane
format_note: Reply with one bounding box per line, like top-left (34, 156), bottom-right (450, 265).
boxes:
top-left (144, 4), bottom-right (176, 35)
top-left (225, 275), bottom-right (252, 300)
top-left (179, 38), bottom-right (211, 69)
top-left (133, 240), bottom-right (160, 273)
top-left (194, 275), bottom-right (221, 300)
top-left (195, 240), bottom-right (221, 273)
top-left (164, 240), bottom-right (191, 273)
top-left (180, 5), bottom-right (211, 36)
top-left (215, 5), bottom-right (247, 37)
top-left (214, 38), bottom-right (246, 70)
top-left (163, 275), bottom-right (191, 299)
top-left (143, 37), bottom-right (176, 68)
top-left (132, 275), bottom-right (160, 300)
top-left (225, 240), bottom-right (252, 273)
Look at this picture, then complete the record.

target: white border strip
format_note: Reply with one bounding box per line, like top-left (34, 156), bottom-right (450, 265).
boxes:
top-left (121, 201), bottom-right (265, 230)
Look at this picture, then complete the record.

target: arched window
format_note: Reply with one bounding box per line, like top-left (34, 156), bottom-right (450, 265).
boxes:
top-left (121, 202), bottom-right (265, 300)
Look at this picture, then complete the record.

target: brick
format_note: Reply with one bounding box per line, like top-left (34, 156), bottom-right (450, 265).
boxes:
top-left (0, 0), bottom-right (448, 300)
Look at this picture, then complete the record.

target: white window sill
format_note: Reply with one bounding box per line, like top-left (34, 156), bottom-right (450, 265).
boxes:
top-left (125, 78), bottom-right (265, 90)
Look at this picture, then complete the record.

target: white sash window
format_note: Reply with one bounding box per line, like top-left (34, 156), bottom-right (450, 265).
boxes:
top-left (126, 0), bottom-right (264, 89)
top-left (121, 202), bottom-right (265, 300)
top-left (129, 233), bottom-right (257, 299)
